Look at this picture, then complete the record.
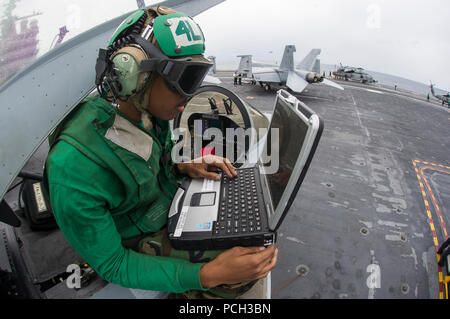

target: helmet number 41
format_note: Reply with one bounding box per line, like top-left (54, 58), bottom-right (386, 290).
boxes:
top-left (169, 17), bottom-right (204, 47)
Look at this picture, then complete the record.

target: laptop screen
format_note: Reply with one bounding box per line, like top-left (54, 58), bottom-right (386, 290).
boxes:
top-left (262, 96), bottom-right (309, 212)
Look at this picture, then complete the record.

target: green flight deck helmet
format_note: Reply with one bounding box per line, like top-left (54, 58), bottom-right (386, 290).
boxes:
top-left (95, 6), bottom-right (212, 129)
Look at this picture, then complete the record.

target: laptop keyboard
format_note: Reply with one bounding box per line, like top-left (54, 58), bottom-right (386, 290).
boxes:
top-left (214, 168), bottom-right (264, 236)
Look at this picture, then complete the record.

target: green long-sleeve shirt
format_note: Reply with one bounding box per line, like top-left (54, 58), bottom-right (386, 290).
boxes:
top-left (44, 97), bottom-right (208, 293)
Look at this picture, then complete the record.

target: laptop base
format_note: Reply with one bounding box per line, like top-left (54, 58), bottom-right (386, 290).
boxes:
top-left (168, 231), bottom-right (276, 251)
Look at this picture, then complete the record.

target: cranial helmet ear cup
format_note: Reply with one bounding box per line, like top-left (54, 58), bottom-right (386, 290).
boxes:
top-left (110, 46), bottom-right (149, 97)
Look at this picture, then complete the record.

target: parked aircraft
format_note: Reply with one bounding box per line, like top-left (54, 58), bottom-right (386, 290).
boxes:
top-left (236, 46), bottom-right (343, 93)
top-left (333, 65), bottom-right (376, 84)
top-left (430, 82), bottom-right (450, 106)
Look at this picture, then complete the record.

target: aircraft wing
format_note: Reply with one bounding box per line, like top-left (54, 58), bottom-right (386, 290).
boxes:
top-left (203, 74), bottom-right (221, 84)
top-left (252, 67), bottom-right (281, 83)
top-left (252, 61), bottom-right (278, 68)
top-left (0, 0), bottom-right (225, 201)
top-left (322, 78), bottom-right (344, 91)
top-left (286, 71), bottom-right (309, 93)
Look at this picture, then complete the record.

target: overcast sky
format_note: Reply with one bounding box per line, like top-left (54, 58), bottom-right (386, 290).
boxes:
top-left (6, 0), bottom-right (450, 91)
top-left (196, 0), bottom-right (450, 90)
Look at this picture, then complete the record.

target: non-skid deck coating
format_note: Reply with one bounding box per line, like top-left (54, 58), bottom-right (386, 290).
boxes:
top-left (216, 71), bottom-right (450, 299)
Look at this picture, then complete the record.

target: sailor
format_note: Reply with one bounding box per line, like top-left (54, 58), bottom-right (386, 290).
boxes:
top-left (43, 6), bottom-right (277, 298)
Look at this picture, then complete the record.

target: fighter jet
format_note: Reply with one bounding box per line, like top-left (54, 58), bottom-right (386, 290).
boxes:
top-left (333, 64), bottom-right (376, 84)
top-left (235, 54), bottom-right (276, 79)
top-left (430, 82), bottom-right (450, 106)
top-left (235, 45), bottom-right (344, 93)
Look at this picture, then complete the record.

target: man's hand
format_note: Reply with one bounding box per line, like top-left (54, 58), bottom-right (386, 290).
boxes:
top-left (177, 155), bottom-right (237, 180)
top-left (199, 245), bottom-right (278, 288)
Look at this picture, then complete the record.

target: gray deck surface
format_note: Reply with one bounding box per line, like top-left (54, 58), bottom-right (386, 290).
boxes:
top-left (217, 71), bottom-right (449, 299)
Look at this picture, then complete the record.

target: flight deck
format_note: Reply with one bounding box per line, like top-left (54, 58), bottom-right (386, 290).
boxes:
top-left (216, 71), bottom-right (450, 299)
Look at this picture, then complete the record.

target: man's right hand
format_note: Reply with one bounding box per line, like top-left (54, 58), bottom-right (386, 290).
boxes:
top-left (199, 245), bottom-right (278, 288)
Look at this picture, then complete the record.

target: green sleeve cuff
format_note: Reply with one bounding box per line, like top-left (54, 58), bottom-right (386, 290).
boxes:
top-left (178, 262), bottom-right (210, 292)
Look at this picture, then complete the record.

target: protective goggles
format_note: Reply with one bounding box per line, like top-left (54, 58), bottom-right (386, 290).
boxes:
top-left (140, 56), bottom-right (212, 98)
top-left (134, 35), bottom-right (212, 98)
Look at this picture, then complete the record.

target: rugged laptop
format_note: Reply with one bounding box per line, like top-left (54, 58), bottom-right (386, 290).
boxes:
top-left (167, 89), bottom-right (324, 250)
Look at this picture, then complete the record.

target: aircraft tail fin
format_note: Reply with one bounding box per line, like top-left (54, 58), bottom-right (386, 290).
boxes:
top-left (430, 82), bottom-right (436, 96)
top-left (297, 49), bottom-right (322, 71)
top-left (207, 56), bottom-right (217, 74)
top-left (279, 45), bottom-right (296, 71)
top-left (236, 55), bottom-right (253, 77)
top-left (312, 59), bottom-right (321, 74)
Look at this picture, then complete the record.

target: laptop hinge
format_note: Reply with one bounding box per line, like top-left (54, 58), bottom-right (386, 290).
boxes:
top-left (258, 163), bottom-right (275, 227)
top-left (266, 202), bottom-right (273, 217)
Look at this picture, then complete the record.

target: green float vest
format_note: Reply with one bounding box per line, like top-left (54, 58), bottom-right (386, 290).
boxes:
top-left (45, 96), bottom-right (180, 238)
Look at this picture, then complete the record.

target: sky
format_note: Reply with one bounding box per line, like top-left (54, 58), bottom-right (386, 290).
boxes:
top-left (4, 0), bottom-right (450, 91)
top-left (195, 0), bottom-right (450, 91)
